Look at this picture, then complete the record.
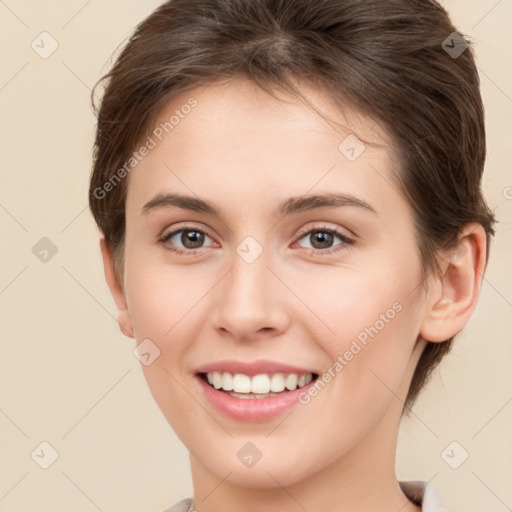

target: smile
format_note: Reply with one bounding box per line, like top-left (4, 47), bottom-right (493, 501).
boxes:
top-left (201, 371), bottom-right (316, 398)
top-left (195, 370), bottom-right (320, 422)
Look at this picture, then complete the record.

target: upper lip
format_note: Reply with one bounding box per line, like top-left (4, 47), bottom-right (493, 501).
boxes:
top-left (195, 359), bottom-right (318, 377)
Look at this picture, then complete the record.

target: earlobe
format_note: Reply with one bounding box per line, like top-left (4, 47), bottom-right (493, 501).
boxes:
top-left (419, 224), bottom-right (487, 343)
top-left (117, 310), bottom-right (134, 338)
top-left (99, 233), bottom-right (134, 339)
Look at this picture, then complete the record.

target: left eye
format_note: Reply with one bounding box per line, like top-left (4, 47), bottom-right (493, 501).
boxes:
top-left (294, 227), bottom-right (353, 253)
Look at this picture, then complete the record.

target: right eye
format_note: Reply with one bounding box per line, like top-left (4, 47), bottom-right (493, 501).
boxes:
top-left (159, 225), bottom-right (217, 255)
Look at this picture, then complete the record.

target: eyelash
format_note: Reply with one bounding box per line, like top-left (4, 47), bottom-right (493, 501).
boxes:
top-left (158, 224), bottom-right (354, 257)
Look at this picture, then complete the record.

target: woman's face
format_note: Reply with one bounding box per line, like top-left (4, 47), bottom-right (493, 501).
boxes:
top-left (120, 78), bottom-right (430, 487)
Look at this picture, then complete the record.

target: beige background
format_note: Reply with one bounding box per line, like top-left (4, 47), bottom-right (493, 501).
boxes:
top-left (0, 1), bottom-right (510, 511)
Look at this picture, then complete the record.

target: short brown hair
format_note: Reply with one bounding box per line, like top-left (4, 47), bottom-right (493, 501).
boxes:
top-left (89, 0), bottom-right (496, 414)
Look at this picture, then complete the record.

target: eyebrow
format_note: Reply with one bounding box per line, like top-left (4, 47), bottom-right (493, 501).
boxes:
top-left (141, 192), bottom-right (378, 218)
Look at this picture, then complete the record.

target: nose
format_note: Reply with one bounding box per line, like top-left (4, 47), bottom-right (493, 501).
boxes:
top-left (210, 244), bottom-right (290, 341)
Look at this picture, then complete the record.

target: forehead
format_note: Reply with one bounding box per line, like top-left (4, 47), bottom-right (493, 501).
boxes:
top-left (152, 77), bottom-right (390, 156)
top-left (125, 77), bottom-right (403, 223)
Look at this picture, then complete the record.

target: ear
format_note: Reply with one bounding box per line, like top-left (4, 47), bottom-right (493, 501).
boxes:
top-left (99, 233), bottom-right (134, 339)
top-left (419, 223), bottom-right (488, 343)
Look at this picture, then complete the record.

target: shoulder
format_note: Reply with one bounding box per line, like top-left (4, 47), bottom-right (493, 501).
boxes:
top-left (399, 479), bottom-right (446, 512)
top-left (155, 497), bottom-right (194, 512)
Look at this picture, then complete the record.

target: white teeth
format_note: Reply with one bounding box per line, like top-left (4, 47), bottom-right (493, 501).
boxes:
top-left (285, 374), bottom-right (298, 390)
top-left (221, 372), bottom-right (233, 391)
top-left (270, 373), bottom-right (286, 392)
top-left (232, 373), bottom-right (252, 393)
top-left (251, 374), bottom-right (271, 394)
top-left (229, 391), bottom-right (279, 399)
top-left (212, 371), bottom-right (222, 389)
top-left (204, 371), bottom-right (314, 394)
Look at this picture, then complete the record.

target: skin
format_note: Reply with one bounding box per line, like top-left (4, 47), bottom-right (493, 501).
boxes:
top-left (100, 77), bottom-right (487, 512)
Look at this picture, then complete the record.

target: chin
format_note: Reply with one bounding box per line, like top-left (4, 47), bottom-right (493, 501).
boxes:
top-left (197, 444), bottom-right (319, 490)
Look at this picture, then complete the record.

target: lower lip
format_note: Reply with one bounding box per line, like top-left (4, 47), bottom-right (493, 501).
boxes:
top-left (195, 374), bottom-right (316, 422)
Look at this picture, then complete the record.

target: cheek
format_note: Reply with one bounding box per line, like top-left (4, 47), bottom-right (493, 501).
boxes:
top-left (296, 259), bottom-right (422, 400)
top-left (123, 262), bottom-right (200, 431)
top-left (124, 248), bottom-right (194, 339)
top-left (298, 263), bottom-right (418, 348)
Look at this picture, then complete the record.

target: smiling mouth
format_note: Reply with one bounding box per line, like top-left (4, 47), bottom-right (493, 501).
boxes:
top-left (199, 371), bottom-right (319, 399)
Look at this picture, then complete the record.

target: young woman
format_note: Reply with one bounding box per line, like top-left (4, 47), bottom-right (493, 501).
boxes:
top-left (89, 1), bottom-right (496, 510)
